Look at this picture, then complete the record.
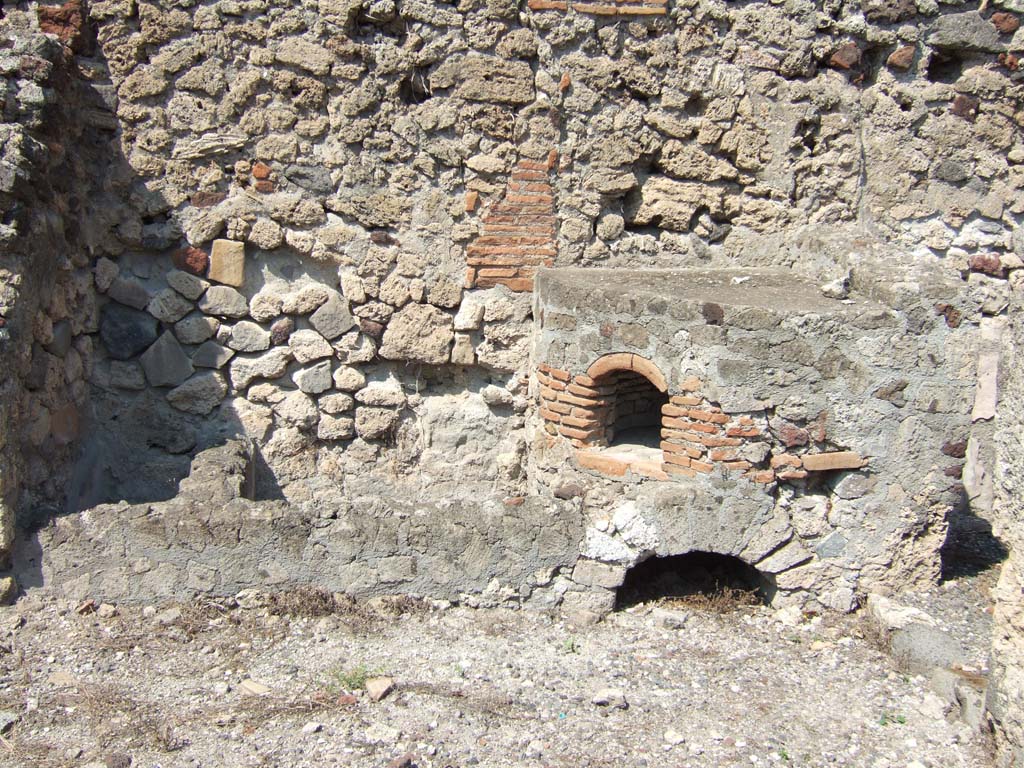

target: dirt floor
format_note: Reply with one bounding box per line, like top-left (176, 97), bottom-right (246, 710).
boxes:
top-left (0, 562), bottom-right (1000, 768)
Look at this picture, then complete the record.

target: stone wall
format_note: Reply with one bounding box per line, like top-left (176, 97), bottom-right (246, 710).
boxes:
top-left (989, 252), bottom-right (1024, 764)
top-left (0, 0), bottom-right (1020, 663)
top-left (0, 4), bottom-right (122, 583)
top-left (28, 0), bottom-right (1013, 510)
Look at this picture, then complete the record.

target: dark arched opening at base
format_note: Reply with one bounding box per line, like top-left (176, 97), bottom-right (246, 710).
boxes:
top-left (614, 552), bottom-right (775, 611)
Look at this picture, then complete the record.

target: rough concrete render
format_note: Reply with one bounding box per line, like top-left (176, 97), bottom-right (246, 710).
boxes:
top-left (0, 0), bottom-right (1021, 761)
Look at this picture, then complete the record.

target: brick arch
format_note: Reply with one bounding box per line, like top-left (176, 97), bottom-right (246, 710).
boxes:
top-left (586, 353), bottom-right (668, 393)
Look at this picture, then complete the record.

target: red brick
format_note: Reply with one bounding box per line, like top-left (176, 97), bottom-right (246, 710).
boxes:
top-left (778, 469), bottom-right (809, 481)
top-left (559, 425), bottom-right (602, 441)
top-left (561, 415), bottom-right (600, 429)
top-left (663, 417), bottom-right (719, 434)
top-left (726, 427), bottom-right (761, 438)
top-left (568, 382), bottom-right (604, 398)
top-left (688, 409), bottom-right (730, 425)
top-left (558, 391), bottom-right (604, 408)
top-left (690, 459), bottom-right (714, 473)
top-left (661, 441), bottom-right (703, 459)
top-left (539, 408), bottom-right (563, 423)
top-left (670, 395), bottom-right (702, 407)
top-left (576, 451), bottom-right (628, 477)
top-left (663, 452), bottom-right (691, 468)
top-left (548, 368), bottom-right (571, 382)
top-left (548, 401), bottom-right (573, 415)
top-left (744, 470), bottom-right (776, 484)
top-left (770, 453), bottom-right (802, 469)
top-left (723, 460), bottom-right (752, 471)
top-left (709, 448), bottom-right (738, 461)
top-left (802, 452), bottom-right (866, 471)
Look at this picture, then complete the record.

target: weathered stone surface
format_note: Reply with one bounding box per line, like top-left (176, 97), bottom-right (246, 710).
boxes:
top-left (172, 247), bottom-right (209, 276)
top-left (166, 269), bottom-right (209, 300)
top-left (309, 292), bottom-right (354, 340)
top-left (429, 55), bottom-right (534, 104)
top-left (355, 407), bottom-right (399, 439)
top-left (249, 292), bottom-right (284, 323)
top-left (929, 12), bottom-right (1005, 52)
top-left (229, 348), bottom-right (293, 389)
top-left (319, 393), bottom-right (354, 414)
top-left (199, 286), bottom-right (249, 318)
top-left (140, 331), bottom-right (194, 387)
top-left (227, 321), bottom-right (271, 353)
top-left (100, 304), bottom-right (159, 360)
top-left (293, 361), bottom-right (333, 394)
top-left (333, 365), bottom-right (366, 391)
top-left (274, 390), bottom-right (319, 429)
top-left (192, 341), bottom-right (235, 369)
top-left (379, 304), bottom-right (453, 364)
top-left (317, 414), bottom-right (355, 440)
top-left (289, 329), bottom-right (333, 363)
top-left (208, 240), bottom-right (246, 287)
top-left (275, 38), bottom-right (335, 76)
top-left (175, 314), bottom-right (220, 345)
top-left (147, 288), bottom-right (193, 324)
top-left (167, 371), bottom-right (228, 415)
top-left (107, 277), bottom-right (150, 310)
top-left (356, 380), bottom-right (406, 408)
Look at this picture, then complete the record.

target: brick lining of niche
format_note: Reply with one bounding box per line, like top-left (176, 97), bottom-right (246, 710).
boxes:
top-left (465, 156), bottom-right (557, 294)
top-left (528, 0), bottom-right (668, 16)
top-left (537, 355), bottom-right (867, 483)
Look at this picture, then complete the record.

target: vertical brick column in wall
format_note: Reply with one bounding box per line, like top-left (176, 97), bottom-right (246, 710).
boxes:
top-left (659, 378), bottom-right (775, 483)
top-left (466, 158), bottom-right (557, 293)
top-left (537, 365), bottom-right (613, 447)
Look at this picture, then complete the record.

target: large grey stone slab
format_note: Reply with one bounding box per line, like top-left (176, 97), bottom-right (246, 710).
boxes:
top-left (141, 331), bottom-right (195, 387)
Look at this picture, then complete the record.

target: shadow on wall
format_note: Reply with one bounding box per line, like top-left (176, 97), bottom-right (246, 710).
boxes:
top-left (9, 9), bottom-right (289, 537)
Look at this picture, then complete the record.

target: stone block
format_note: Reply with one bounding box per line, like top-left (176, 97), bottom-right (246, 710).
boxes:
top-left (801, 452), bottom-right (866, 471)
top-left (100, 304), bottom-right (158, 360)
top-left (167, 372), bottom-right (229, 415)
top-left (140, 331), bottom-right (194, 387)
top-left (208, 240), bottom-right (246, 286)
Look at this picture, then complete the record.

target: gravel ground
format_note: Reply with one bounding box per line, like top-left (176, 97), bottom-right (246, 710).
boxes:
top-left (0, 577), bottom-right (997, 768)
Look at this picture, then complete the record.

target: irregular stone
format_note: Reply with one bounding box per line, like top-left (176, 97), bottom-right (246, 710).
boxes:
top-left (227, 321), bottom-right (271, 353)
top-left (802, 451), bottom-right (866, 471)
top-left (249, 292), bottom-right (284, 323)
top-left (274, 390), bottom-right (319, 429)
top-left (354, 406), bottom-right (399, 439)
top-left (44, 320), bottom-right (73, 357)
top-left (229, 347), bottom-right (293, 388)
top-left (94, 257), bottom-right (119, 292)
top-left (929, 12), bottom-right (1005, 53)
top-left (199, 286), bottom-right (249, 318)
top-left (192, 340), bottom-right (235, 369)
top-left (356, 380), bottom-right (406, 408)
top-left (175, 314), bottom-right (220, 345)
top-left (248, 218), bottom-right (285, 250)
top-left (100, 304), bottom-right (159, 360)
top-left (829, 42), bottom-right (861, 70)
top-left (365, 677), bottom-right (394, 702)
top-left (453, 296), bottom-right (485, 331)
top-left (289, 329), bottom-right (333, 363)
top-left (270, 317), bottom-right (294, 346)
top-left (172, 246), bottom-right (209, 276)
top-left (293, 361), bottom-right (334, 394)
top-left (319, 393), bottom-right (354, 414)
top-left (309, 292), bottom-right (354, 340)
top-left (140, 331), bottom-right (194, 387)
top-left (379, 304), bottom-right (453, 364)
top-left (333, 365), bottom-right (366, 391)
top-left (208, 240), bottom-right (246, 286)
top-left (166, 269), bottom-right (209, 300)
top-left (147, 288), bottom-right (193, 323)
top-left (430, 54), bottom-right (534, 104)
top-left (167, 371), bottom-right (228, 415)
top-left (239, 679), bottom-right (271, 696)
top-left (275, 38), bottom-right (335, 76)
top-left (451, 333), bottom-right (475, 365)
top-left (317, 414), bottom-right (356, 440)
top-left (107, 277), bottom-right (150, 310)
top-left (282, 285), bottom-right (330, 315)
top-left (887, 45), bottom-right (916, 70)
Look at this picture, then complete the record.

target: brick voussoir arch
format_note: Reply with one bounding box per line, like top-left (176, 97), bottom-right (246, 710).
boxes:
top-left (586, 353), bottom-right (668, 393)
